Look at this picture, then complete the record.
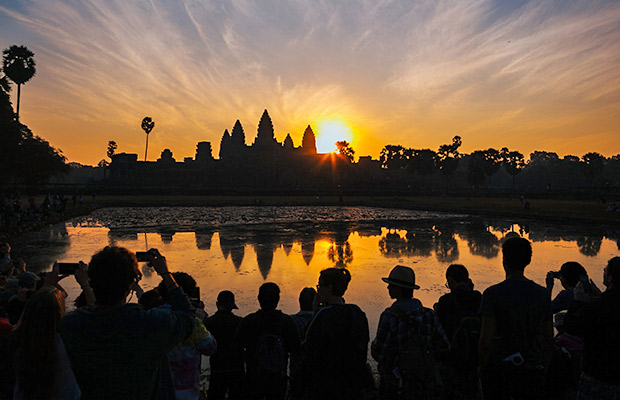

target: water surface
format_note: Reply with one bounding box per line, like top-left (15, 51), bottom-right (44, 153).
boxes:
top-left (13, 206), bottom-right (619, 337)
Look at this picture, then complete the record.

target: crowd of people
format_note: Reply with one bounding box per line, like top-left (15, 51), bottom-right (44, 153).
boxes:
top-left (0, 237), bottom-right (618, 400)
top-left (1, 193), bottom-right (85, 234)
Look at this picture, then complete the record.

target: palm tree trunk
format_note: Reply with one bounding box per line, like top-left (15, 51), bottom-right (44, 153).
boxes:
top-left (16, 83), bottom-right (21, 121)
top-left (144, 134), bottom-right (149, 161)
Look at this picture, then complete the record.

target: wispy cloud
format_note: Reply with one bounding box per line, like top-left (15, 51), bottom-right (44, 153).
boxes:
top-left (1, 0), bottom-right (619, 164)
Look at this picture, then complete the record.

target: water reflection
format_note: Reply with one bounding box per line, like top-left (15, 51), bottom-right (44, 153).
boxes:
top-left (11, 208), bottom-right (619, 341)
top-left (91, 219), bottom-right (620, 279)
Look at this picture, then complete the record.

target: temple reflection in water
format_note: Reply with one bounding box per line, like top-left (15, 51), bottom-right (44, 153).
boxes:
top-left (12, 209), bottom-right (619, 332)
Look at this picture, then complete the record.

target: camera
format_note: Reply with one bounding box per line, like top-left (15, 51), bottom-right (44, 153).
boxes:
top-left (58, 262), bottom-right (80, 275)
top-left (551, 271), bottom-right (561, 279)
top-left (135, 251), bottom-right (150, 262)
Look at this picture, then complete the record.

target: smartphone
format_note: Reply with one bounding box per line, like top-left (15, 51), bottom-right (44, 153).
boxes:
top-left (579, 274), bottom-right (591, 293)
top-left (135, 251), bottom-right (150, 262)
top-left (58, 262), bottom-right (80, 275)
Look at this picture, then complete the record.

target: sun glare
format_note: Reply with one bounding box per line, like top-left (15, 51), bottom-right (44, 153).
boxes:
top-left (315, 119), bottom-right (354, 153)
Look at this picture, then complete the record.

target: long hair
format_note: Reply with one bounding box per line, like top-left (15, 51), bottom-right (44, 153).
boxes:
top-left (14, 287), bottom-right (65, 399)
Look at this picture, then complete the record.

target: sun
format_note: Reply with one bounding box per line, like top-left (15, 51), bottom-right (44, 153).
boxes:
top-left (315, 119), bottom-right (354, 153)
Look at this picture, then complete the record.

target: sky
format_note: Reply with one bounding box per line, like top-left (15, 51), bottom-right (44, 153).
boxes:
top-left (1, 0), bottom-right (619, 165)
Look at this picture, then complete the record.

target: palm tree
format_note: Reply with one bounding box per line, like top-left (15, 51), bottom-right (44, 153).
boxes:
top-left (2, 45), bottom-right (36, 121)
top-left (141, 117), bottom-right (155, 161)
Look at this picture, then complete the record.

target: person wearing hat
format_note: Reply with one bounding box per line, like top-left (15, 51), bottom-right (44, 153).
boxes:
top-left (371, 265), bottom-right (450, 400)
top-left (204, 290), bottom-right (244, 400)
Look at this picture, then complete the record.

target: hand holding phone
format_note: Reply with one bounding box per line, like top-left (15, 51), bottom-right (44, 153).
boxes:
top-left (58, 262), bottom-right (81, 275)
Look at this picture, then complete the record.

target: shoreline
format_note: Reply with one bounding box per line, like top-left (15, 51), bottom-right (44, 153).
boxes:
top-left (2, 194), bottom-right (618, 241)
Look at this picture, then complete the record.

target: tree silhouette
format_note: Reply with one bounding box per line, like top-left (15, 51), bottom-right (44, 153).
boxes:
top-left (580, 152), bottom-right (605, 186)
top-left (501, 147), bottom-right (525, 190)
top-left (380, 145), bottom-right (408, 169)
top-left (107, 140), bottom-right (117, 160)
top-left (141, 117), bottom-right (155, 161)
top-left (2, 45), bottom-right (36, 121)
top-left (481, 148), bottom-right (501, 187)
top-left (467, 152), bottom-right (486, 189)
top-left (335, 140), bottom-right (355, 162)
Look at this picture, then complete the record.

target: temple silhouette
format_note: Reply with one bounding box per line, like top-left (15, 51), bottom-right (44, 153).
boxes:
top-left (108, 109), bottom-right (382, 193)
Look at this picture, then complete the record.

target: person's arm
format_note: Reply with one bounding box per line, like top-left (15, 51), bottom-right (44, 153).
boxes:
top-left (478, 315), bottom-right (496, 370)
top-left (75, 262), bottom-right (95, 306)
top-left (430, 311), bottom-right (451, 361)
top-left (145, 249), bottom-right (193, 347)
top-left (370, 311), bottom-right (389, 362)
top-left (542, 320), bottom-right (553, 368)
top-left (284, 314), bottom-right (301, 356)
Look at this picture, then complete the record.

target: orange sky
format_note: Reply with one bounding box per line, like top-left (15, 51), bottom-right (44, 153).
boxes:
top-left (1, 1), bottom-right (619, 165)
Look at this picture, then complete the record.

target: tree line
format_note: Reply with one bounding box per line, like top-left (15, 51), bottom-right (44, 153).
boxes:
top-left (1, 45), bottom-right (68, 189)
top-left (378, 136), bottom-right (619, 193)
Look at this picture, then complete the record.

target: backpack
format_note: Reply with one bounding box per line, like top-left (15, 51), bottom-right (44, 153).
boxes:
top-left (450, 314), bottom-right (481, 370)
top-left (391, 305), bottom-right (440, 400)
top-left (254, 319), bottom-right (287, 378)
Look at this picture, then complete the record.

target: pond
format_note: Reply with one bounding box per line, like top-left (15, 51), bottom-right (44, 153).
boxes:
top-left (12, 206), bottom-right (620, 337)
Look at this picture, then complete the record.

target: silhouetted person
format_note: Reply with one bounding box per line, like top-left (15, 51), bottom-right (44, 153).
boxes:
top-left (302, 268), bottom-right (369, 400)
top-left (564, 257), bottom-right (620, 398)
top-left (234, 283), bottom-right (299, 400)
top-left (288, 287), bottom-right (316, 400)
top-left (479, 237), bottom-right (553, 399)
top-left (545, 261), bottom-right (588, 314)
top-left (204, 290), bottom-right (244, 400)
top-left (60, 247), bottom-right (194, 400)
top-left (372, 265), bottom-right (449, 399)
top-left (434, 264), bottom-right (482, 399)
top-left (157, 272), bottom-right (216, 400)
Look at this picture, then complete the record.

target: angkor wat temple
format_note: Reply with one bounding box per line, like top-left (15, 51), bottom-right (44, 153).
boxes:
top-left (108, 110), bottom-right (383, 193)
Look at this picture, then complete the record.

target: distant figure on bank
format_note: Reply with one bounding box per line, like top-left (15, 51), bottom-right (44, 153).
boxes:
top-left (288, 287), bottom-right (316, 400)
top-left (545, 261), bottom-right (588, 314)
top-left (372, 265), bottom-right (449, 400)
top-left (564, 257), bottom-right (620, 398)
top-left (434, 264), bottom-right (482, 399)
top-left (478, 237), bottom-right (553, 399)
top-left (204, 290), bottom-right (244, 400)
top-left (234, 283), bottom-right (299, 400)
top-left (60, 247), bottom-right (194, 400)
top-left (302, 268), bottom-right (370, 400)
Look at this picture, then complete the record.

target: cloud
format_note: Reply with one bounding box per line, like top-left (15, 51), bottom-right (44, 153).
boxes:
top-left (1, 0), bottom-right (619, 164)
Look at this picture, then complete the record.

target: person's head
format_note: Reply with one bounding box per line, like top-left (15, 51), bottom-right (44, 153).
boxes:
top-left (382, 265), bottom-right (418, 299)
top-left (14, 287), bottom-right (65, 399)
top-left (318, 268), bottom-right (351, 299)
top-left (258, 282), bottom-right (280, 310)
top-left (88, 246), bottom-right (141, 306)
top-left (559, 262), bottom-right (587, 288)
top-left (19, 286), bottom-right (65, 334)
top-left (502, 237), bottom-right (532, 271)
top-left (604, 256), bottom-right (620, 288)
top-left (298, 287), bottom-right (316, 312)
top-left (446, 264), bottom-right (473, 290)
top-left (139, 289), bottom-right (165, 310)
top-left (216, 290), bottom-right (238, 311)
top-left (158, 272), bottom-right (197, 302)
top-left (17, 272), bottom-right (39, 299)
